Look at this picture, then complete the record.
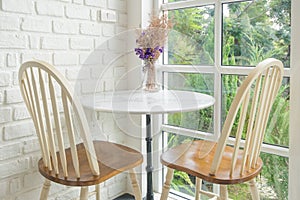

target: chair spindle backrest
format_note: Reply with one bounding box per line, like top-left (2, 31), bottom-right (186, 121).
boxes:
top-left (19, 60), bottom-right (100, 178)
top-left (210, 58), bottom-right (284, 176)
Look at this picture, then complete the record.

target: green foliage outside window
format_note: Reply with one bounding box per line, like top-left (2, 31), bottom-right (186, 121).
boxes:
top-left (165, 0), bottom-right (290, 199)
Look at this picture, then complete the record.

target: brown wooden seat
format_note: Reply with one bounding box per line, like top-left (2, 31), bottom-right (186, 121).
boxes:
top-left (161, 140), bottom-right (263, 184)
top-left (39, 141), bottom-right (143, 186)
top-left (19, 60), bottom-right (143, 200)
top-left (160, 58), bottom-right (284, 200)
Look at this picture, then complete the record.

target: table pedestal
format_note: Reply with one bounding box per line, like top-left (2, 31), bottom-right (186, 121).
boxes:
top-left (145, 114), bottom-right (154, 200)
top-left (83, 90), bottom-right (215, 200)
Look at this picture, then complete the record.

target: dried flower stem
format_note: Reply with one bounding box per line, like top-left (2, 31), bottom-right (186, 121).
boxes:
top-left (135, 13), bottom-right (173, 61)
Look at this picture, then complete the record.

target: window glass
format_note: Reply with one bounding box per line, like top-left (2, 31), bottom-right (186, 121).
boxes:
top-left (228, 153), bottom-right (288, 199)
top-left (166, 132), bottom-right (214, 196)
top-left (166, 6), bottom-right (215, 65)
top-left (162, 0), bottom-right (291, 199)
top-left (222, 0), bottom-right (291, 67)
top-left (260, 152), bottom-right (289, 199)
top-left (221, 75), bottom-right (290, 147)
top-left (167, 72), bottom-right (214, 133)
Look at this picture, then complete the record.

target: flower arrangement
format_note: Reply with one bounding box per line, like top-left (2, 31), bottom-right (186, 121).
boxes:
top-left (134, 14), bottom-right (173, 91)
top-left (134, 14), bottom-right (173, 62)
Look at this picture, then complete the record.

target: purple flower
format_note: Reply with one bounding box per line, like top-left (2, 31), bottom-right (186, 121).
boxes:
top-left (159, 46), bottom-right (164, 53)
top-left (134, 46), bottom-right (164, 61)
top-left (144, 48), bottom-right (154, 59)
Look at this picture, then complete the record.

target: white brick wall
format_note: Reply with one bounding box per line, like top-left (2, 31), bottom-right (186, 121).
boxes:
top-left (70, 37), bottom-right (94, 50)
top-left (9, 177), bottom-right (22, 194)
top-left (0, 0), bottom-right (131, 199)
top-left (0, 142), bottom-right (21, 160)
top-left (0, 16), bottom-right (20, 31)
top-left (80, 22), bottom-right (102, 36)
top-left (2, 0), bottom-right (33, 14)
top-left (21, 18), bottom-right (52, 33)
top-left (3, 121), bottom-right (35, 140)
top-left (53, 20), bottom-right (79, 34)
top-left (0, 157), bottom-right (30, 179)
top-left (36, 1), bottom-right (64, 17)
top-left (108, 0), bottom-right (127, 11)
top-left (7, 53), bottom-right (18, 67)
top-left (53, 52), bottom-right (78, 65)
top-left (0, 181), bottom-right (8, 198)
top-left (13, 105), bottom-right (30, 121)
top-left (0, 53), bottom-right (5, 67)
top-left (0, 33), bottom-right (27, 49)
top-left (65, 5), bottom-right (90, 20)
top-left (0, 72), bottom-right (11, 87)
top-left (5, 88), bottom-right (23, 104)
top-left (41, 36), bottom-right (69, 50)
top-left (86, 0), bottom-right (107, 8)
top-left (0, 107), bottom-right (12, 123)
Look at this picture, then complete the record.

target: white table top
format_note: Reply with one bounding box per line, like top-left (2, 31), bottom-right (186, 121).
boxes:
top-left (82, 90), bottom-right (215, 115)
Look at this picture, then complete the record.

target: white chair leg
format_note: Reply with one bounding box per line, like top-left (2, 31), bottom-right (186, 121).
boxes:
top-left (96, 184), bottom-right (100, 200)
top-left (80, 187), bottom-right (89, 200)
top-left (219, 185), bottom-right (228, 200)
top-left (129, 169), bottom-right (142, 200)
top-left (249, 179), bottom-right (260, 200)
top-left (40, 179), bottom-right (51, 200)
top-left (195, 178), bottom-right (202, 200)
top-left (160, 168), bottom-right (174, 200)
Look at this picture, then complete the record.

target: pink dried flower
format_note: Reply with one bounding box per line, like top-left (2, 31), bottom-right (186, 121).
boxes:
top-left (135, 14), bottom-right (173, 62)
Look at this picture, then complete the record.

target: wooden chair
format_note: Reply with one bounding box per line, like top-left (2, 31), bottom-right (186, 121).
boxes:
top-left (19, 60), bottom-right (143, 200)
top-left (160, 58), bottom-right (284, 200)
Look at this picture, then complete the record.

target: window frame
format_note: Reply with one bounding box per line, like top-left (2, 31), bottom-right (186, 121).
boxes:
top-left (157, 0), bottom-right (294, 197)
top-left (160, 0), bottom-right (290, 154)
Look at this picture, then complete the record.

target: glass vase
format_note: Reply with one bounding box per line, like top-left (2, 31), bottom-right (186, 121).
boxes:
top-left (143, 60), bottom-right (160, 92)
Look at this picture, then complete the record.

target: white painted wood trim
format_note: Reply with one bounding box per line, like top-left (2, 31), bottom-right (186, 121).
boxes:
top-left (49, 75), bottom-right (68, 177)
top-left (289, 0), bottom-right (300, 199)
top-left (161, 0), bottom-right (215, 11)
top-left (39, 69), bottom-right (59, 174)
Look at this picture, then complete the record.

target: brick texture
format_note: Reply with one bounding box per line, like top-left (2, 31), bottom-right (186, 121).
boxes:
top-left (21, 18), bottom-right (51, 33)
top-left (0, 72), bottom-right (11, 87)
top-left (0, 142), bottom-right (21, 161)
top-left (70, 37), bottom-right (94, 50)
top-left (41, 36), bottom-right (68, 50)
top-left (80, 22), bottom-right (102, 36)
top-left (53, 20), bottom-right (79, 34)
top-left (53, 53), bottom-right (78, 65)
top-left (3, 121), bottom-right (35, 140)
top-left (0, 0), bottom-right (130, 199)
top-left (1, 0), bottom-right (33, 14)
top-left (7, 53), bottom-right (18, 67)
top-left (0, 33), bottom-right (26, 49)
top-left (85, 0), bottom-right (107, 8)
top-left (36, 1), bottom-right (64, 17)
top-left (0, 158), bottom-right (30, 178)
top-left (66, 5), bottom-right (90, 20)
top-left (0, 107), bottom-right (12, 123)
top-left (0, 16), bottom-right (19, 31)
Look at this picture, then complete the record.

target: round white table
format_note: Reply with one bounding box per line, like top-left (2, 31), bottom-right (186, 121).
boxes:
top-left (82, 90), bottom-right (215, 200)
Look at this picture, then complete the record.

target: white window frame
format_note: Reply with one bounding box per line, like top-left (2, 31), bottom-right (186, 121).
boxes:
top-left (154, 0), bottom-right (299, 198)
top-left (289, 0), bottom-right (300, 199)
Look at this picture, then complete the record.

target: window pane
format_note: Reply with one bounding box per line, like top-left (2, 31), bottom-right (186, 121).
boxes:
top-left (166, 5), bottom-right (215, 65)
top-left (260, 152), bottom-right (289, 199)
top-left (166, 132), bottom-right (214, 197)
top-left (167, 73), bottom-right (214, 133)
top-left (228, 153), bottom-right (288, 200)
top-left (221, 75), bottom-right (290, 147)
top-left (222, 0), bottom-right (291, 67)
